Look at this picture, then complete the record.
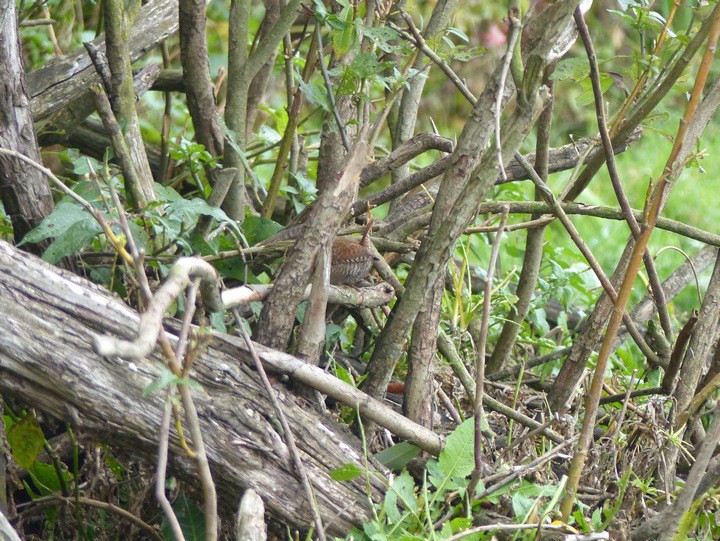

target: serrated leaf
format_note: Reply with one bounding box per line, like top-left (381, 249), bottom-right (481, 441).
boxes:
top-left (143, 367), bottom-right (202, 396)
top-left (384, 470), bottom-right (418, 523)
top-left (330, 462), bottom-right (363, 481)
top-left (375, 442), bottom-right (421, 470)
top-left (8, 415), bottom-right (45, 469)
top-left (438, 418), bottom-right (475, 479)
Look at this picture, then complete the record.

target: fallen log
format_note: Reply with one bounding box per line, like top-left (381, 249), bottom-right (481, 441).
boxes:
top-left (0, 241), bottom-right (383, 535)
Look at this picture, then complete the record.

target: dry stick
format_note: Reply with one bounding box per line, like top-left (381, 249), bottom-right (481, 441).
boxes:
top-left (470, 200), bottom-right (720, 246)
top-left (496, 13), bottom-right (521, 181)
top-left (232, 309), bottom-right (327, 541)
top-left (105, 183), bottom-right (218, 539)
top-left (436, 333), bottom-right (564, 443)
top-left (559, 5), bottom-right (720, 520)
top-left (156, 397), bottom-right (184, 541)
top-left (89, 83), bottom-right (147, 209)
top-left (394, 13), bottom-right (476, 105)
top-left (633, 402), bottom-right (720, 541)
top-left (469, 208), bottom-right (508, 495)
top-left (261, 32), bottom-right (318, 219)
top-left (315, 20), bottom-right (349, 152)
top-left (612, 0), bottom-right (681, 128)
top-left (16, 494), bottom-right (164, 541)
top-left (488, 346), bottom-right (570, 381)
top-left (513, 151), bottom-right (659, 364)
top-left (475, 437), bottom-right (576, 503)
top-left (575, 11), bottom-right (674, 343)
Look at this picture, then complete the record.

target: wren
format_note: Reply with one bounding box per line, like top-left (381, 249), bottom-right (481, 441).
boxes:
top-left (330, 236), bottom-right (378, 285)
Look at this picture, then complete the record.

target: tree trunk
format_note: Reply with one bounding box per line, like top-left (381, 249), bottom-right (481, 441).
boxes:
top-left (0, 1), bottom-right (54, 250)
top-left (0, 241), bottom-right (381, 536)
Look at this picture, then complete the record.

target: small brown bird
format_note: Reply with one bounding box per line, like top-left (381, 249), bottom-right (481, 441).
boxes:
top-left (330, 234), bottom-right (378, 285)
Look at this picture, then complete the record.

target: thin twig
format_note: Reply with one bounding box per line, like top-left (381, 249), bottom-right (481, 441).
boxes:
top-left (156, 397), bottom-right (185, 541)
top-left (513, 151), bottom-right (659, 364)
top-left (315, 20), bottom-right (350, 152)
top-left (471, 207), bottom-right (508, 489)
top-left (394, 12), bottom-right (476, 105)
top-left (495, 14), bottom-right (521, 181)
top-left (575, 9), bottom-right (674, 342)
top-left (232, 309), bottom-right (327, 541)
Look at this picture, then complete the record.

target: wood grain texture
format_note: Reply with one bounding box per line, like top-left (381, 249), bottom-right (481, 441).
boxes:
top-left (0, 241), bottom-right (380, 535)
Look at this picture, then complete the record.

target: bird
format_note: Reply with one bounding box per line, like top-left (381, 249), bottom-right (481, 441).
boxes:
top-left (330, 234), bottom-right (378, 285)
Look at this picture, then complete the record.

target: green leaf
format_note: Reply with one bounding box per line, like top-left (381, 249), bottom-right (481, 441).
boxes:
top-left (330, 462), bottom-right (363, 481)
top-left (162, 491), bottom-right (206, 540)
top-left (20, 201), bottom-right (98, 245)
top-left (8, 415), bottom-right (45, 469)
top-left (384, 471), bottom-right (418, 523)
top-left (143, 367), bottom-right (202, 396)
top-left (363, 26), bottom-right (401, 53)
top-left (350, 52), bottom-right (392, 78)
top-left (334, 20), bottom-right (359, 55)
top-left (28, 461), bottom-right (69, 497)
top-left (299, 80), bottom-right (331, 112)
top-left (437, 418), bottom-right (475, 479)
top-left (312, 0), bottom-right (327, 20)
top-left (155, 183), bottom-right (184, 202)
top-left (446, 26), bottom-right (469, 43)
top-left (242, 215), bottom-right (283, 245)
top-left (550, 57), bottom-right (590, 82)
top-left (375, 442), bottom-right (421, 470)
top-left (448, 45), bottom-right (487, 63)
top-left (428, 418), bottom-right (474, 493)
top-left (42, 218), bottom-right (103, 264)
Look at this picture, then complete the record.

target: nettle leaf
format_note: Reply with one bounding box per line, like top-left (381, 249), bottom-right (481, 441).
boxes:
top-left (8, 414), bottom-right (45, 469)
top-left (384, 470), bottom-right (419, 523)
top-left (143, 367), bottom-right (202, 396)
top-left (155, 183), bottom-right (184, 202)
top-left (428, 418), bottom-right (474, 493)
top-left (166, 198), bottom-right (239, 235)
top-left (43, 219), bottom-right (103, 264)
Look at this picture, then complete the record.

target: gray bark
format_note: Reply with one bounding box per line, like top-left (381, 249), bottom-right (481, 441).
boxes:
top-left (0, 1), bottom-right (54, 249)
top-left (0, 241), bottom-right (381, 536)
